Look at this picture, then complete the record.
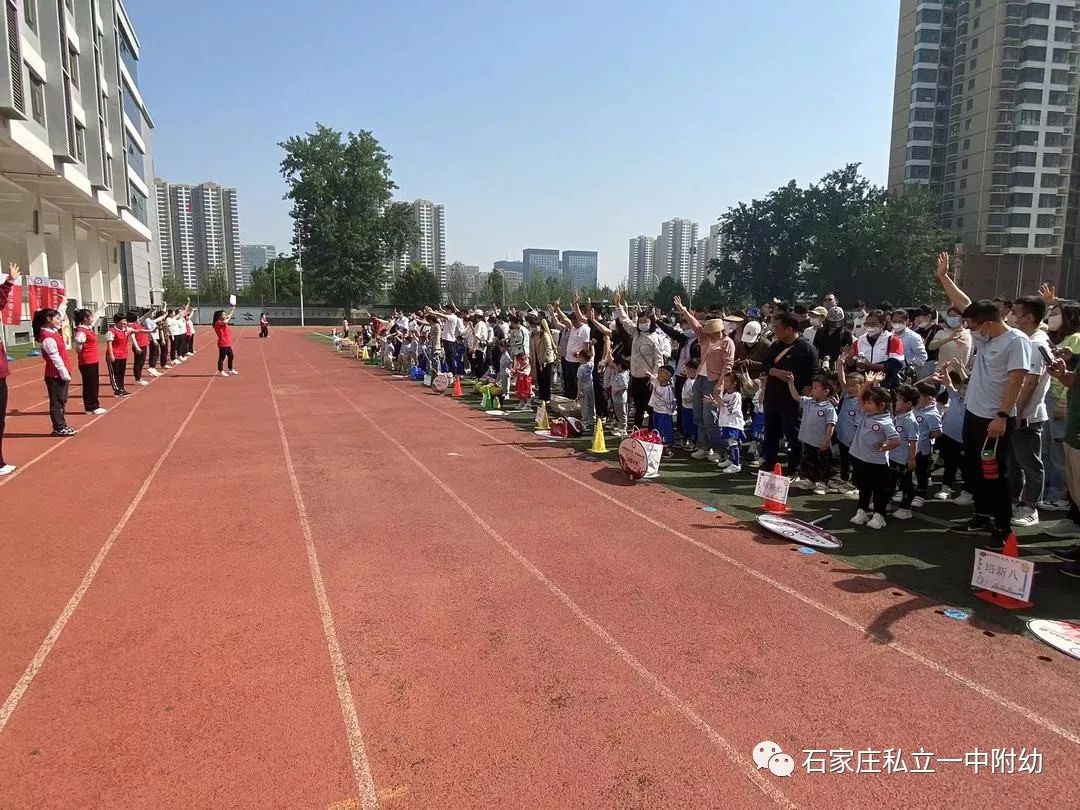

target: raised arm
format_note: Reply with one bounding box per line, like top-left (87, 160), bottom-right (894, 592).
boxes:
top-left (672, 295), bottom-right (702, 331)
top-left (936, 252), bottom-right (971, 311)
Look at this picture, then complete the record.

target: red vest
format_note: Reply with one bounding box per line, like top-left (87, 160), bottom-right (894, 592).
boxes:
top-left (108, 325), bottom-right (130, 359)
top-left (131, 321), bottom-right (150, 348)
top-left (40, 328), bottom-right (70, 379)
top-left (76, 325), bottom-right (99, 365)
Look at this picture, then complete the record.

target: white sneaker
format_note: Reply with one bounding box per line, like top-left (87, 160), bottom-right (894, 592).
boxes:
top-left (911, 496), bottom-right (925, 509)
top-left (219, 371), bottom-right (229, 377)
top-left (717, 457), bottom-right (732, 470)
top-left (868, 513), bottom-right (887, 530)
top-left (138, 380), bottom-right (149, 386)
top-left (706, 450), bottom-right (718, 463)
top-left (934, 487), bottom-right (953, 501)
top-left (813, 484), bottom-right (828, 496)
top-left (953, 492), bottom-right (974, 506)
top-left (0, 464), bottom-right (15, 476)
top-left (90, 408), bottom-right (107, 415)
top-left (851, 508), bottom-right (870, 526)
top-left (721, 465), bottom-right (742, 475)
top-left (1011, 507), bottom-right (1040, 528)
top-left (893, 508), bottom-right (913, 520)
top-left (791, 477), bottom-right (813, 491)
top-left (692, 448), bottom-right (709, 460)
top-left (229, 369), bottom-right (239, 375)
top-left (891, 492), bottom-right (903, 504)
top-left (845, 488), bottom-right (860, 500)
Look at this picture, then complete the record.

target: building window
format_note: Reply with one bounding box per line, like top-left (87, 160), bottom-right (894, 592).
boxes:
top-left (968, 78), bottom-right (976, 90)
top-left (961, 159), bottom-right (969, 170)
top-left (956, 217), bottom-right (964, 228)
top-left (959, 197), bottom-right (966, 209)
top-left (23, 0), bottom-right (37, 33)
top-left (966, 97), bottom-right (974, 110)
top-left (1044, 152), bottom-right (1063, 167)
top-left (29, 73), bottom-right (45, 125)
top-left (68, 45), bottom-right (79, 89)
top-left (1019, 109), bottom-right (1042, 125)
top-left (960, 178), bottom-right (968, 190)
top-left (1012, 151), bottom-right (1038, 167)
top-left (74, 122), bottom-right (85, 162)
top-left (1011, 172), bottom-right (1037, 186)
top-left (1009, 213), bottom-right (1032, 227)
top-left (963, 138), bottom-right (971, 149)
top-left (974, 16), bottom-right (980, 30)
top-left (1042, 173), bottom-right (1064, 187)
top-left (1007, 234), bottom-right (1029, 247)
top-left (1035, 234), bottom-right (1057, 247)
top-left (1009, 193), bottom-right (1034, 206)
top-left (1039, 193), bottom-right (1060, 207)
top-left (1037, 213), bottom-right (1056, 227)
top-left (1021, 87), bottom-right (1043, 103)
top-left (965, 118), bottom-right (972, 131)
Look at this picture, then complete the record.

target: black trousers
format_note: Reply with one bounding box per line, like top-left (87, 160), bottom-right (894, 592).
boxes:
top-left (562, 359), bottom-right (580, 398)
top-left (109, 358), bottom-right (128, 394)
top-left (962, 412), bottom-right (1015, 534)
top-left (79, 363), bottom-right (100, 411)
top-left (838, 441), bottom-right (852, 482)
top-left (629, 375), bottom-right (651, 429)
top-left (890, 460), bottom-right (915, 508)
top-left (472, 348), bottom-right (488, 377)
top-left (0, 377), bottom-right (7, 465)
top-left (535, 362), bottom-right (553, 401)
top-left (133, 349), bottom-right (146, 382)
top-left (217, 346), bottom-right (235, 371)
top-left (915, 452), bottom-right (932, 497)
top-left (800, 444), bottom-right (833, 484)
top-left (45, 377), bottom-right (69, 431)
top-left (593, 366), bottom-right (609, 419)
top-left (938, 435), bottom-right (965, 489)
top-left (761, 405), bottom-right (803, 476)
top-left (853, 458), bottom-right (891, 515)
top-left (259, 324), bottom-right (269, 338)
top-left (148, 341), bottom-right (160, 369)
top-left (170, 337), bottom-right (180, 362)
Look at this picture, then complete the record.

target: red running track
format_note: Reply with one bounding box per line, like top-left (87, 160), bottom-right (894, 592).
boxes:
top-left (0, 329), bottom-right (1077, 808)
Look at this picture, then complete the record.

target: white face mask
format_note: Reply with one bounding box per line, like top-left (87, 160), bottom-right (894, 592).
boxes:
top-left (1048, 313), bottom-right (1063, 330)
top-left (637, 321), bottom-right (650, 332)
top-left (892, 323), bottom-right (905, 333)
top-left (866, 327), bottom-right (882, 338)
top-left (809, 317), bottom-right (822, 328)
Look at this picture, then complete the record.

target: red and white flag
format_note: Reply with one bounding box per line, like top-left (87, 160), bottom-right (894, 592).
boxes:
top-left (1, 278), bottom-right (21, 325)
top-left (27, 276), bottom-right (65, 314)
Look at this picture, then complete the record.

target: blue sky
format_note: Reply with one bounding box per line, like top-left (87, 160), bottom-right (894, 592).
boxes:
top-left (131, 0), bottom-right (900, 286)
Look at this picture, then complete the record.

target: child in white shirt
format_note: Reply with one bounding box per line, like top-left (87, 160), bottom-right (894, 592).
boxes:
top-left (711, 372), bottom-right (746, 474)
top-left (680, 359), bottom-right (699, 449)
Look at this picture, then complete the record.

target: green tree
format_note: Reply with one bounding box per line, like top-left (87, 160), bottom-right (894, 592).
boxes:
top-left (484, 269), bottom-right (506, 307)
top-left (279, 123), bottom-right (416, 316)
top-left (161, 272), bottom-right (189, 305)
top-left (447, 262), bottom-right (473, 307)
top-left (693, 278), bottom-right (720, 311)
top-left (249, 254), bottom-right (302, 302)
top-left (389, 261), bottom-right (441, 312)
top-left (198, 267), bottom-right (230, 304)
top-left (519, 274), bottom-right (551, 307)
top-left (652, 276), bottom-right (689, 311)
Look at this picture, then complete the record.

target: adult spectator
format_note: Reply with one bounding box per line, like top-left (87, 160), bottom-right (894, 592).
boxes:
top-left (928, 306), bottom-right (973, 371)
top-left (803, 306), bottom-right (828, 346)
top-left (851, 301), bottom-right (869, 338)
top-left (736, 319), bottom-right (773, 371)
top-left (813, 306), bottom-right (853, 369)
top-left (889, 309), bottom-right (929, 377)
top-left (673, 297), bottom-right (734, 461)
top-left (937, 252), bottom-right (1031, 549)
top-left (914, 305), bottom-right (943, 376)
top-left (852, 309), bottom-right (905, 388)
top-left (615, 294), bottom-right (665, 429)
top-left (551, 303), bottom-right (590, 399)
top-left (761, 312), bottom-right (819, 475)
top-left (527, 313), bottom-right (556, 405)
top-left (1008, 296), bottom-right (1051, 528)
top-left (1043, 299), bottom-right (1080, 516)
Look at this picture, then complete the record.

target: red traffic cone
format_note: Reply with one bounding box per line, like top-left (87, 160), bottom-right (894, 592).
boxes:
top-left (762, 463), bottom-right (789, 515)
top-left (451, 376), bottom-right (463, 397)
top-left (974, 532), bottom-right (1034, 610)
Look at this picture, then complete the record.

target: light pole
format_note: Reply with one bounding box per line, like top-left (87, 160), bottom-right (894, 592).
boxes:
top-left (297, 241), bottom-right (305, 327)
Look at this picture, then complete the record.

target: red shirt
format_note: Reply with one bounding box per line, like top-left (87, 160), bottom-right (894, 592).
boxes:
top-left (76, 325), bottom-right (100, 364)
top-left (0, 279), bottom-right (11, 379)
top-left (214, 321), bottom-right (232, 348)
top-left (131, 322), bottom-right (150, 348)
top-left (108, 325), bottom-right (130, 359)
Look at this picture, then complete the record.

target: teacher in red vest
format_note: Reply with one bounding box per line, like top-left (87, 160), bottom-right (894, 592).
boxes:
top-left (31, 307), bottom-right (76, 437)
top-left (105, 313), bottom-right (133, 398)
top-left (0, 262), bottom-right (20, 473)
top-left (73, 308), bottom-right (107, 415)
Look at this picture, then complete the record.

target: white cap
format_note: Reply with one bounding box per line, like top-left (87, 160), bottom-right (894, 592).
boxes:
top-left (741, 320), bottom-right (762, 344)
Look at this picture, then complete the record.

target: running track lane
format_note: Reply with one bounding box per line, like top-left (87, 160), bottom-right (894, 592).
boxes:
top-left (287, 332), bottom-right (1077, 806)
top-left (0, 336), bottom-right (357, 806)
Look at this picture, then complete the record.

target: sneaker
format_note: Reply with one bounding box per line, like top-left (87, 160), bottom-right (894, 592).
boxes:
top-left (845, 488), bottom-right (860, 500)
top-left (86, 408), bottom-right (107, 415)
top-left (868, 513), bottom-right (887, 530)
top-left (851, 509), bottom-right (870, 526)
top-left (891, 492), bottom-right (903, 504)
top-left (813, 484), bottom-right (828, 496)
top-left (148, 369), bottom-right (162, 377)
top-left (0, 464), bottom-right (15, 476)
top-left (721, 465), bottom-right (742, 475)
top-left (51, 426), bottom-right (77, 437)
top-left (791, 477), bottom-right (814, 491)
top-left (717, 458), bottom-right (732, 470)
top-left (138, 380), bottom-right (149, 386)
top-left (229, 369), bottom-right (239, 375)
top-left (934, 487), bottom-right (954, 501)
top-left (952, 516), bottom-right (995, 534)
top-left (1043, 520), bottom-right (1080, 539)
top-left (705, 450), bottom-right (718, 463)
top-left (747, 458), bottom-right (763, 468)
top-left (1050, 545), bottom-right (1080, 562)
top-left (911, 496), bottom-right (926, 509)
top-left (1061, 562), bottom-right (1080, 579)
top-left (982, 532), bottom-right (1008, 553)
top-left (953, 492), bottom-right (975, 506)
top-left (1011, 507), bottom-right (1040, 528)
top-left (1038, 499), bottom-right (1070, 513)
top-left (691, 448), bottom-right (709, 460)
top-left (219, 371), bottom-right (229, 378)
top-left (893, 508), bottom-right (913, 520)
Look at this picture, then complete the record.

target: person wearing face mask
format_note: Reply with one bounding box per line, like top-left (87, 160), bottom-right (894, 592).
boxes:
top-left (1040, 301), bottom-right (1080, 520)
top-left (1007, 296), bottom-right (1052, 528)
top-left (803, 306), bottom-right (828, 346)
top-left (614, 292), bottom-right (665, 429)
top-left (913, 305), bottom-right (942, 376)
top-left (889, 309), bottom-right (928, 378)
top-left (812, 306), bottom-right (853, 369)
top-left (760, 311), bottom-right (819, 475)
top-left (936, 251), bottom-right (1032, 550)
top-left (526, 314), bottom-right (556, 406)
top-left (928, 307), bottom-right (973, 371)
top-left (851, 301), bottom-right (869, 339)
top-left (656, 313), bottom-right (700, 443)
top-left (736, 319), bottom-right (773, 372)
top-left (851, 310), bottom-right (905, 388)
top-left (673, 297), bottom-right (736, 459)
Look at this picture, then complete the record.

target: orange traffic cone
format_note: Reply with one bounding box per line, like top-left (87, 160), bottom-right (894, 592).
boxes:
top-left (762, 463), bottom-right (789, 515)
top-left (974, 533), bottom-right (1034, 609)
top-left (451, 376), bottom-right (463, 397)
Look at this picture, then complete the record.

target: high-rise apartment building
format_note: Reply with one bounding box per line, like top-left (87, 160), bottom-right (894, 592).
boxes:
top-left (654, 218), bottom-right (700, 291)
top-left (241, 244), bottom-right (276, 281)
top-left (692, 223), bottom-right (726, 288)
top-left (0, 0), bottom-right (158, 308)
top-left (493, 259), bottom-right (524, 275)
top-left (561, 250), bottom-right (598, 290)
top-left (627, 235), bottom-right (655, 294)
top-left (411, 199), bottom-right (447, 288)
top-left (156, 180), bottom-right (244, 291)
top-left (888, 0), bottom-right (1080, 298)
top-left (522, 248), bottom-right (561, 281)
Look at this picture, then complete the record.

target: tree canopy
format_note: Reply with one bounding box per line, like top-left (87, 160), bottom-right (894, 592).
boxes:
top-left (279, 124), bottom-right (417, 315)
top-left (248, 254), bottom-right (302, 303)
top-left (161, 272), bottom-right (189, 305)
top-left (197, 267), bottom-right (229, 304)
top-left (652, 276), bottom-right (689, 311)
top-left (389, 262), bottom-right (441, 312)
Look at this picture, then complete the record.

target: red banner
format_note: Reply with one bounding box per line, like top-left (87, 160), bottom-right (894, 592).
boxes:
top-left (0, 279), bottom-right (20, 325)
top-left (27, 276), bottom-right (65, 314)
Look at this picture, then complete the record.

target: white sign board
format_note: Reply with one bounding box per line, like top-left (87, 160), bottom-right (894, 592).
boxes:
top-left (1027, 619), bottom-right (1080, 661)
top-left (971, 550), bottom-right (1034, 602)
top-left (228, 294), bottom-right (237, 306)
top-left (754, 470), bottom-right (790, 504)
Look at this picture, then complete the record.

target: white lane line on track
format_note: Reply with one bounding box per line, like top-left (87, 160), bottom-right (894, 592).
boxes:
top-left (259, 341), bottom-right (380, 810)
top-left (0, 338), bottom-right (213, 489)
top-left (0, 374), bottom-right (217, 735)
top-left (349, 359), bottom-right (1080, 750)
top-left (286, 340), bottom-right (794, 809)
